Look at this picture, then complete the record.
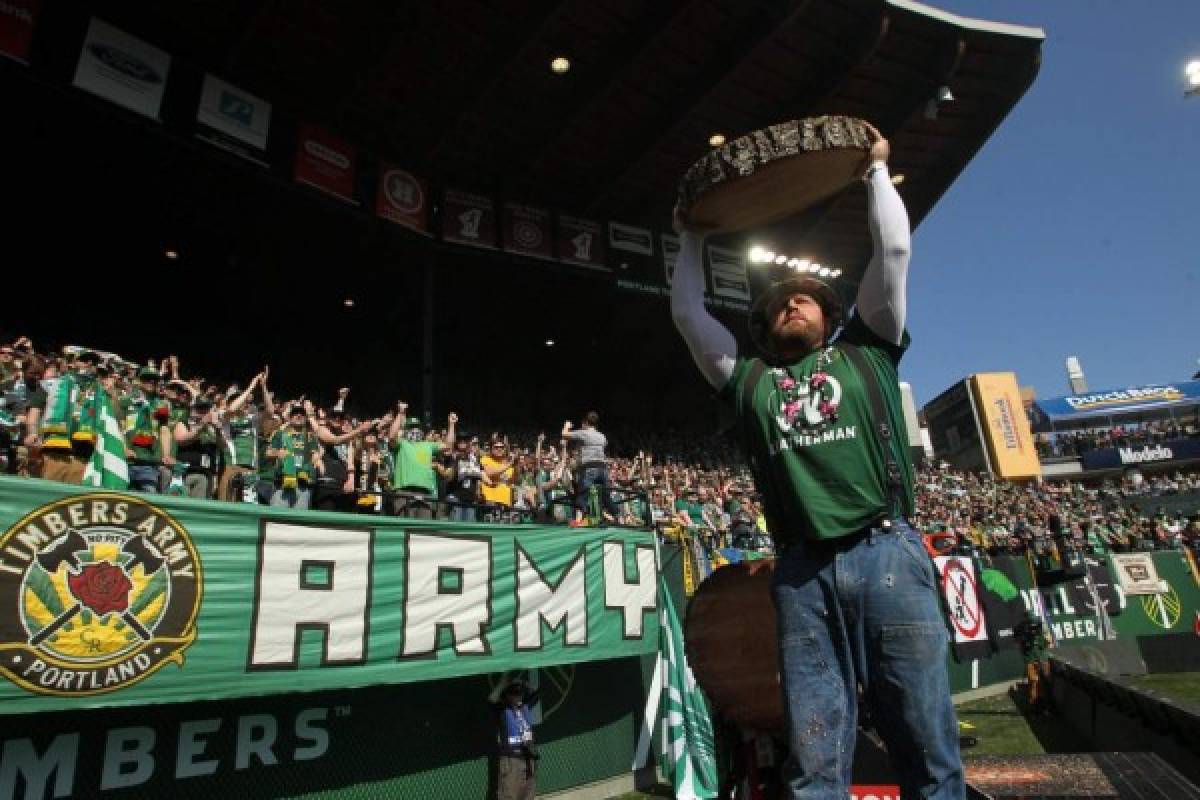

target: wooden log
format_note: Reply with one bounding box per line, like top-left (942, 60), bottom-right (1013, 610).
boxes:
top-left (684, 558), bottom-right (784, 735)
top-left (676, 116), bottom-right (870, 235)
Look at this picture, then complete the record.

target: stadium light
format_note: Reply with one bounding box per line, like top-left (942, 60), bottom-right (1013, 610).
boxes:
top-left (550, 57), bottom-right (570, 74)
top-left (748, 247), bottom-right (841, 280)
top-left (1187, 60), bottom-right (1200, 97)
top-left (545, 339), bottom-right (556, 347)
top-left (708, 133), bottom-right (726, 147)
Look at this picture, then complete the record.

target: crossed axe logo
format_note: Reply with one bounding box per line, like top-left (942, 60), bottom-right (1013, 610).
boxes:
top-left (28, 530), bottom-right (166, 648)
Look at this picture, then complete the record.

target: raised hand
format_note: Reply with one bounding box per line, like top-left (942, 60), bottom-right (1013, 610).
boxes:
top-left (862, 121), bottom-right (889, 168)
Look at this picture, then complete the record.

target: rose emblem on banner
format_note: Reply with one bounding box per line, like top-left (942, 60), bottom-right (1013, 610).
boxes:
top-left (68, 562), bottom-right (134, 616)
top-left (0, 494), bottom-right (202, 698)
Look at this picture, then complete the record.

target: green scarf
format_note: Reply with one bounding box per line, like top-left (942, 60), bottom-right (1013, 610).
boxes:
top-left (41, 374), bottom-right (84, 449)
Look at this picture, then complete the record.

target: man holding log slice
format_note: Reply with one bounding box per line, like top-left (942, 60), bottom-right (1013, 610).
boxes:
top-left (671, 121), bottom-right (963, 799)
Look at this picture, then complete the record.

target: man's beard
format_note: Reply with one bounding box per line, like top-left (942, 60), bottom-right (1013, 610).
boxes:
top-left (769, 323), bottom-right (823, 358)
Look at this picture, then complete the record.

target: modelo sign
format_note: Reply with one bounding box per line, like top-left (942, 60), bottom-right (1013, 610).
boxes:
top-left (1080, 438), bottom-right (1200, 470)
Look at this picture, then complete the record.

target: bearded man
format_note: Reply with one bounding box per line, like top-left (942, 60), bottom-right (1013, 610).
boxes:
top-left (671, 124), bottom-right (962, 799)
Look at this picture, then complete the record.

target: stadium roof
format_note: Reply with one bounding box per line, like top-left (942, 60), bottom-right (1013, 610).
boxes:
top-left (78, 0), bottom-right (1044, 281)
top-left (0, 0), bottom-right (1044, 424)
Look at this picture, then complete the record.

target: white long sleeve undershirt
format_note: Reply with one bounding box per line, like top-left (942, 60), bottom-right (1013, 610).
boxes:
top-left (670, 161), bottom-right (912, 390)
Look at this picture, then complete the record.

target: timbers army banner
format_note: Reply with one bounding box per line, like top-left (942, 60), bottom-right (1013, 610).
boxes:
top-left (0, 476), bottom-right (659, 715)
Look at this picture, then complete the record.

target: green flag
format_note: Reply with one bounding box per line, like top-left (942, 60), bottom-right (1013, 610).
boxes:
top-left (81, 390), bottom-right (129, 490)
top-left (660, 577), bottom-right (718, 800)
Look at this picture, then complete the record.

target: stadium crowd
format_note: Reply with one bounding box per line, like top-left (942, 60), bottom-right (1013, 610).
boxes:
top-left (914, 464), bottom-right (1200, 557)
top-left (2, 338), bottom-right (1198, 558)
top-left (1035, 418), bottom-right (1198, 458)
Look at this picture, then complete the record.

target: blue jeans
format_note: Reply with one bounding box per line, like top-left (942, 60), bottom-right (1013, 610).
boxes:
top-left (772, 519), bottom-right (963, 799)
top-left (447, 497), bottom-right (477, 522)
top-left (128, 465), bottom-right (161, 494)
top-left (575, 464), bottom-right (619, 519)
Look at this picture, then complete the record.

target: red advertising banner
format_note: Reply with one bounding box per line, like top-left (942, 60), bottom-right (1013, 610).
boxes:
top-left (294, 124), bottom-right (356, 203)
top-left (501, 202), bottom-right (553, 260)
top-left (556, 214), bottom-right (607, 270)
top-left (0, 0), bottom-right (38, 64)
top-left (442, 189), bottom-right (496, 249)
top-left (375, 164), bottom-right (430, 235)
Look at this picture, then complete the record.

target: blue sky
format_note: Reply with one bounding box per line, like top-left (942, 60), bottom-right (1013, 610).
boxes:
top-left (898, 0), bottom-right (1199, 405)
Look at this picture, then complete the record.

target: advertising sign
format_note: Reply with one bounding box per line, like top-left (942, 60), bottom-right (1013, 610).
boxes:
top-left (971, 372), bottom-right (1041, 480)
top-left (294, 125), bottom-right (356, 203)
top-left (196, 73), bottom-right (271, 164)
top-left (73, 18), bottom-right (170, 120)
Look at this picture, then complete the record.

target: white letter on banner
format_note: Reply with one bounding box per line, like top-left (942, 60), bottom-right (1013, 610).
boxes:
top-left (603, 541), bottom-right (657, 639)
top-left (100, 727), bottom-right (155, 790)
top-left (515, 543), bottom-right (587, 649)
top-left (0, 734), bottom-right (79, 799)
top-left (401, 532), bottom-right (491, 657)
top-left (250, 522), bottom-right (373, 667)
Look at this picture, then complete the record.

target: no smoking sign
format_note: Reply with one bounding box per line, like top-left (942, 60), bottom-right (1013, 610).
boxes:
top-left (938, 557), bottom-right (987, 643)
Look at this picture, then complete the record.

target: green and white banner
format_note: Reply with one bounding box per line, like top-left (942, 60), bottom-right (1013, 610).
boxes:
top-left (660, 577), bottom-right (718, 800)
top-left (0, 477), bottom-right (659, 716)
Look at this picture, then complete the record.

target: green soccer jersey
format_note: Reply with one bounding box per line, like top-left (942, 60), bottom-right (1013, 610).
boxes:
top-left (723, 315), bottom-right (915, 544)
top-left (121, 391), bottom-right (170, 463)
top-left (392, 439), bottom-right (443, 496)
top-left (270, 426), bottom-right (318, 480)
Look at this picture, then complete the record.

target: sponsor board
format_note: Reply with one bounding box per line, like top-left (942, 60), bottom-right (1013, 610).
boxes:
top-left (196, 74), bottom-right (271, 164)
top-left (72, 18), bottom-right (170, 119)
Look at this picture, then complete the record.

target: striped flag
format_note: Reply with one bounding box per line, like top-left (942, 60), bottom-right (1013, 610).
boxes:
top-left (660, 578), bottom-right (718, 800)
top-left (82, 390), bottom-right (129, 490)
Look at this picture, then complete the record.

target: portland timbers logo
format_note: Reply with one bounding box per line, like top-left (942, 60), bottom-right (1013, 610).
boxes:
top-left (0, 494), bottom-right (201, 696)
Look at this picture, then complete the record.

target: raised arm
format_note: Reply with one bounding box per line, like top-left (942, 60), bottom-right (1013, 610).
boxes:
top-left (259, 366), bottom-right (275, 415)
top-left (854, 124), bottom-right (911, 346)
top-left (227, 374), bottom-right (260, 414)
top-left (669, 218), bottom-right (737, 390)
top-left (387, 401), bottom-right (408, 442)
